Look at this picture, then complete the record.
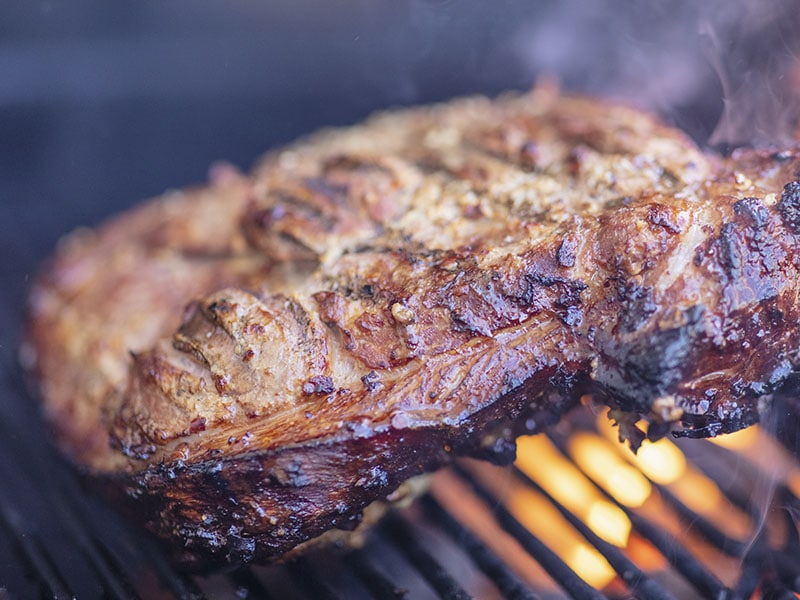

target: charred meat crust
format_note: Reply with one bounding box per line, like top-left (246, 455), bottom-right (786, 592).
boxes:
top-left (25, 89), bottom-right (800, 568)
top-left (107, 366), bottom-right (579, 571)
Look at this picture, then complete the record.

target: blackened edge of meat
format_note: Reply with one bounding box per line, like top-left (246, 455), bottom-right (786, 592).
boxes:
top-left (779, 180), bottom-right (800, 232)
top-left (99, 365), bottom-right (583, 571)
top-left (592, 305), bottom-right (706, 415)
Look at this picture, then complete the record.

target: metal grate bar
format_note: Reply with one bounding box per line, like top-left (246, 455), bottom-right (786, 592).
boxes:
top-left (759, 578), bottom-right (798, 600)
top-left (346, 548), bottom-right (408, 599)
top-left (625, 510), bottom-right (731, 599)
top-left (286, 556), bottom-right (341, 600)
top-left (775, 397), bottom-right (800, 458)
top-left (770, 506), bottom-right (800, 593)
top-left (772, 553), bottom-right (800, 594)
top-left (451, 464), bottom-right (607, 600)
top-left (0, 433), bottom-right (86, 600)
top-left (0, 408), bottom-right (139, 599)
top-left (775, 492), bottom-right (800, 592)
top-left (382, 511), bottom-right (472, 600)
top-left (228, 569), bottom-right (277, 600)
top-left (685, 436), bottom-right (800, 597)
top-left (545, 432), bottom-right (732, 599)
top-left (0, 489), bottom-right (73, 600)
top-left (734, 533), bottom-right (769, 599)
top-left (654, 484), bottom-right (747, 557)
top-left (512, 467), bottom-right (675, 600)
top-left (679, 439), bottom-right (775, 521)
top-left (419, 494), bottom-right (540, 600)
top-left (779, 490), bottom-right (800, 551)
top-left (682, 456), bottom-right (761, 519)
top-left (0, 516), bottom-right (36, 600)
top-left (46, 485), bottom-right (140, 600)
top-left (138, 538), bottom-right (206, 600)
top-left (779, 562), bottom-right (800, 594)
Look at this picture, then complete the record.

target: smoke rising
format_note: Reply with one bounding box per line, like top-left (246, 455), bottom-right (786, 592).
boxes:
top-left (704, 0), bottom-right (800, 145)
top-left (513, 0), bottom-right (800, 146)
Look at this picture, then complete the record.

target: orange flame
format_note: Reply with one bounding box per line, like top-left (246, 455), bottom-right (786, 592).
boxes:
top-left (506, 485), bottom-right (617, 588)
top-left (516, 436), bottom-right (632, 548)
top-left (568, 433), bottom-right (652, 507)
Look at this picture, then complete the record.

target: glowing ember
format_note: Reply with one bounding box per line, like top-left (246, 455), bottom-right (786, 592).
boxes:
top-left (634, 441), bottom-right (687, 485)
top-left (586, 501), bottom-right (630, 547)
top-left (708, 425), bottom-right (759, 449)
top-left (668, 469), bottom-right (724, 516)
top-left (427, 400), bottom-right (800, 597)
top-left (596, 413), bottom-right (752, 537)
top-left (788, 472), bottom-right (800, 500)
top-left (568, 433), bottom-right (652, 507)
top-left (596, 413), bottom-right (686, 484)
top-left (516, 436), bottom-right (632, 548)
top-left (567, 544), bottom-right (616, 589)
top-left (506, 486), bottom-right (616, 588)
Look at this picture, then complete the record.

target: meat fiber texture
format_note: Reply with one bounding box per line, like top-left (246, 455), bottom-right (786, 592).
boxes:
top-left (25, 87), bottom-right (800, 569)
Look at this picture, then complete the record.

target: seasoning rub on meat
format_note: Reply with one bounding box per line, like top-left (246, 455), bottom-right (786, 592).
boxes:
top-left (25, 87), bottom-right (800, 569)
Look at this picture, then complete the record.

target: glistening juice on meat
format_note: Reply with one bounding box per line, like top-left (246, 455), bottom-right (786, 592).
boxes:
top-left (25, 88), bottom-right (800, 569)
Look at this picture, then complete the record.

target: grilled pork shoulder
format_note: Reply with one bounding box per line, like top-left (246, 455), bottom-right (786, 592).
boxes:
top-left (26, 88), bottom-right (800, 569)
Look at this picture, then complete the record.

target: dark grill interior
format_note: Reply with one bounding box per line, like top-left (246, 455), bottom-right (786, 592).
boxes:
top-left (2, 393), bottom-right (799, 598)
top-left (3, 3), bottom-right (800, 599)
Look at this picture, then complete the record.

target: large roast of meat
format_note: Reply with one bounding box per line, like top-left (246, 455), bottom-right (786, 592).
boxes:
top-left (25, 87), bottom-right (800, 569)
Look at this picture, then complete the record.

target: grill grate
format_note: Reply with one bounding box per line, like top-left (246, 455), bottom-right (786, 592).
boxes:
top-left (508, 465), bottom-right (673, 600)
top-left (1, 398), bottom-right (799, 599)
top-left (418, 496), bottom-right (538, 600)
top-left (346, 549), bottom-right (409, 600)
top-left (447, 463), bottom-right (607, 600)
top-left (381, 512), bottom-right (472, 600)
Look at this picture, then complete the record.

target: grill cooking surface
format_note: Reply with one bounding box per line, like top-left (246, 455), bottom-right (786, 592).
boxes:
top-left (1, 388), bottom-right (798, 599)
top-left (3, 4), bottom-right (800, 598)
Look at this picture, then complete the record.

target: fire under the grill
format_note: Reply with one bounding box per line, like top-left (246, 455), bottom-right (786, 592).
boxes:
top-left (2, 398), bottom-right (798, 599)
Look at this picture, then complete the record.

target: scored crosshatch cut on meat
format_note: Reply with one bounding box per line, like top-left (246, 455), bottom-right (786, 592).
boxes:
top-left (24, 86), bottom-right (800, 569)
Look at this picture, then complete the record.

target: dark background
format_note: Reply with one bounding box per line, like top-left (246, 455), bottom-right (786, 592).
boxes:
top-left (0, 1), bottom-right (798, 595)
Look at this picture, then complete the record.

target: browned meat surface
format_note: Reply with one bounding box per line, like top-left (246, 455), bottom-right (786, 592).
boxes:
top-left (25, 88), bottom-right (800, 569)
